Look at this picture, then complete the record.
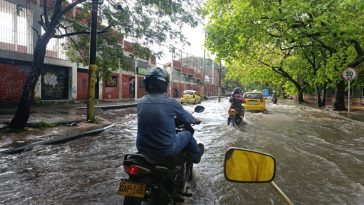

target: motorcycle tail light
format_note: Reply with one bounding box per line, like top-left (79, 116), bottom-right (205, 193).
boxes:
top-left (124, 165), bottom-right (151, 176)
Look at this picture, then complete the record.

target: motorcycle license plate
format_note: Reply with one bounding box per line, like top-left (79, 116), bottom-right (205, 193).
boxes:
top-left (117, 180), bottom-right (146, 198)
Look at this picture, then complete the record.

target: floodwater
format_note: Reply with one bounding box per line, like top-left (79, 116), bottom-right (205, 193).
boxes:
top-left (0, 98), bottom-right (363, 205)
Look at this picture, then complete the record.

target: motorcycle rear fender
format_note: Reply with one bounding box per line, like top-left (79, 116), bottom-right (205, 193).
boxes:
top-left (123, 154), bottom-right (179, 178)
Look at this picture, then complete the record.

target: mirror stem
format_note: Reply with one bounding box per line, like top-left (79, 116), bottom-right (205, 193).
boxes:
top-left (270, 181), bottom-right (294, 205)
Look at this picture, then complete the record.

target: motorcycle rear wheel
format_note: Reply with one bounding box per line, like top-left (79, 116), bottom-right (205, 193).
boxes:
top-left (235, 116), bottom-right (242, 125)
top-left (123, 196), bottom-right (143, 205)
top-left (185, 161), bottom-right (193, 181)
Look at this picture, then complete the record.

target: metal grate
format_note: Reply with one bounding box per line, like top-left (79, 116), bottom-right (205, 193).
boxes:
top-left (0, 0), bottom-right (33, 54)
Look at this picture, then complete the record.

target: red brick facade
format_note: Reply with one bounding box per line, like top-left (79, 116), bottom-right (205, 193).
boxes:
top-left (77, 71), bottom-right (89, 100)
top-left (0, 64), bottom-right (30, 103)
top-left (102, 74), bottom-right (120, 100)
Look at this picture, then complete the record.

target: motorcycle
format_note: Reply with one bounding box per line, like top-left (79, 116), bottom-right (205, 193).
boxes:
top-left (224, 147), bottom-right (294, 205)
top-left (227, 106), bottom-right (244, 126)
top-left (272, 95), bottom-right (278, 104)
top-left (118, 105), bottom-right (205, 205)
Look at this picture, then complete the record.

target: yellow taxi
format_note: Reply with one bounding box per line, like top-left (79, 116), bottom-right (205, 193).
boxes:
top-left (243, 91), bottom-right (266, 112)
top-left (180, 90), bottom-right (202, 104)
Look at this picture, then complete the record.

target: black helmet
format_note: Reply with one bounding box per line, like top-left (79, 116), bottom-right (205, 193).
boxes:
top-left (143, 67), bottom-right (170, 93)
top-left (233, 87), bottom-right (242, 94)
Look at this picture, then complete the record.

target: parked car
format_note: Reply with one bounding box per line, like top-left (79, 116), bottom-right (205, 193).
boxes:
top-left (180, 90), bottom-right (202, 104)
top-left (243, 91), bottom-right (266, 112)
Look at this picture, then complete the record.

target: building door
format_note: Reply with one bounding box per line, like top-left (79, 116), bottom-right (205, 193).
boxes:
top-left (41, 65), bottom-right (69, 100)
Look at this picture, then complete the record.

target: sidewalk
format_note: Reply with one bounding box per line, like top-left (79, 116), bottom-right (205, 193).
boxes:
top-left (303, 100), bottom-right (364, 122)
top-left (0, 101), bottom-right (137, 154)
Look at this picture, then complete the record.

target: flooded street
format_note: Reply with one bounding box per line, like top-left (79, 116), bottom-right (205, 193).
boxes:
top-left (0, 98), bottom-right (363, 205)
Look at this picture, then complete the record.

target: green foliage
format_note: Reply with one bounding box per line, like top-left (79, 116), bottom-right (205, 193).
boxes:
top-left (353, 64), bottom-right (364, 87)
top-left (203, 0), bottom-right (364, 98)
top-left (34, 121), bottom-right (55, 129)
top-left (56, 0), bottom-right (202, 79)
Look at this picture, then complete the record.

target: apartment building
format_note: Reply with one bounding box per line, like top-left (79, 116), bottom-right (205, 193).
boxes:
top-left (0, 0), bottom-right (156, 105)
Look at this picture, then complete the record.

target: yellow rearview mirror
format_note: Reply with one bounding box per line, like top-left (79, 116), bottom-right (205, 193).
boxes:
top-left (224, 148), bottom-right (276, 183)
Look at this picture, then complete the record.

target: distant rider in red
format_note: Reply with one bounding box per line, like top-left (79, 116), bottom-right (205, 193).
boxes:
top-left (229, 87), bottom-right (246, 116)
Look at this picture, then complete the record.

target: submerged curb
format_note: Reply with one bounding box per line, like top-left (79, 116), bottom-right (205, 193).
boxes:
top-left (78, 103), bottom-right (137, 110)
top-left (0, 124), bottom-right (115, 155)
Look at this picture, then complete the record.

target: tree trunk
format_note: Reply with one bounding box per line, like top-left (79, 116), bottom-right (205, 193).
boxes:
top-left (316, 85), bottom-right (322, 107)
top-left (321, 87), bottom-right (327, 107)
top-left (316, 85), bottom-right (327, 108)
top-left (297, 89), bottom-right (304, 103)
top-left (333, 80), bottom-right (346, 111)
top-left (9, 37), bottom-right (50, 129)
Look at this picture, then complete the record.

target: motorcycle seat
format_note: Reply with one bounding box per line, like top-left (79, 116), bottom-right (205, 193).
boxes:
top-left (124, 151), bottom-right (188, 170)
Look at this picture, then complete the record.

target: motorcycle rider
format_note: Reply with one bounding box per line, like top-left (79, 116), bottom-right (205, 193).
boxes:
top-left (136, 67), bottom-right (204, 163)
top-left (272, 91), bottom-right (278, 104)
top-left (229, 87), bottom-right (246, 117)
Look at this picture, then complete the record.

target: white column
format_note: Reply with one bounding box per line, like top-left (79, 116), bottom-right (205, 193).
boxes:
top-left (34, 77), bottom-right (42, 103)
top-left (70, 64), bottom-right (77, 100)
top-left (135, 59), bottom-right (138, 101)
top-left (119, 72), bottom-right (123, 100)
top-left (98, 80), bottom-right (103, 100)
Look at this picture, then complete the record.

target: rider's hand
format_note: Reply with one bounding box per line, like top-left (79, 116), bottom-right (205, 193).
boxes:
top-left (195, 118), bottom-right (202, 124)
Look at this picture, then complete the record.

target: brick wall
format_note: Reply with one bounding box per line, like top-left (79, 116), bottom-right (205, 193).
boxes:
top-left (77, 71), bottom-right (88, 100)
top-left (0, 64), bottom-right (30, 103)
top-left (137, 76), bottom-right (146, 98)
top-left (122, 74), bottom-right (131, 99)
top-left (102, 74), bottom-right (120, 100)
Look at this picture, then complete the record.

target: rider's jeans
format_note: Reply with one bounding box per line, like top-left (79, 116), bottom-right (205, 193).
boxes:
top-left (171, 131), bottom-right (202, 163)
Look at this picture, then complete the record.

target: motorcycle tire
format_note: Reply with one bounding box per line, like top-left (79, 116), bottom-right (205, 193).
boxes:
top-left (235, 117), bottom-right (242, 125)
top-left (123, 187), bottom-right (169, 205)
top-left (123, 196), bottom-right (143, 205)
top-left (185, 161), bottom-right (193, 181)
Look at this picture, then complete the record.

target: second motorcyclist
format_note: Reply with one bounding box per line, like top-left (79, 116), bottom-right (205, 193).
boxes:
top-left (272, 91), bottom-right (278, 104)
top-left (136, 67), bottom-right (204, 163)
top-left (229, 87), bottom-right (246, 117)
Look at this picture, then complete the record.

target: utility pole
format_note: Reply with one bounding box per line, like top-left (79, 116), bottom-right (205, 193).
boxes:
top-left (202, 49), bottom-right (206, 98)
top-left (218, 60), bottom-right (222, 102)
top-left (86, 0), bottom-right (98, 122)
top-left (179, 48), bottom-right (182, 94)
top-left (134, 59), bottom-right (138, 101)
top-left (170, 49), bottom-right (174, 97)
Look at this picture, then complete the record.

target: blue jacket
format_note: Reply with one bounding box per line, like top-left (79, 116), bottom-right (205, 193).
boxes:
top-left (136, 94), bottom-right (197, 155)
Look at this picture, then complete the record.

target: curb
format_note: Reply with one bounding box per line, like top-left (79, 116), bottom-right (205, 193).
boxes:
top-left (0, 120), bottom-right (83, 131)
top-left (0, 124), bottom-right (115, 155)
top-left (78, 103), bottom-right (137, 110)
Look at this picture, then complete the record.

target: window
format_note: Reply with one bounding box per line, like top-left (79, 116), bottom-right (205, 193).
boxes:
top-left (105, 76), bottom-right (118, 87)
top-left (136, 60), bottom-right (148, 70)
top-left (0, 0), bottom-right (33, 53)
top-left (122, 56), bottom-right (135, 72)
top-left (0, 12), bottom-right (13, 43)
top-left (17, 16), bottom-right (27, 46)
top-left (244, 93), bottom-right (263, 99)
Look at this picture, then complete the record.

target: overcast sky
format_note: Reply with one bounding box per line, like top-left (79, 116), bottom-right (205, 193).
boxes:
top-left (154, 23), bottom-right (206, 66)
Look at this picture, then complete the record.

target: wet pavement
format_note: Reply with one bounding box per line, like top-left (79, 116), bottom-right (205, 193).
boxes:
top-left (0, 98), bottom-right (363, 205)
top-left (0, 101), bottom-right (136, 153)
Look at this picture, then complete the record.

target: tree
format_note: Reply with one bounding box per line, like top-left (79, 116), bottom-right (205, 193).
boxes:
top-left (203, 0), bottom-right (364, 108)
top-left (9, 0), bottom-right (201, 129)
